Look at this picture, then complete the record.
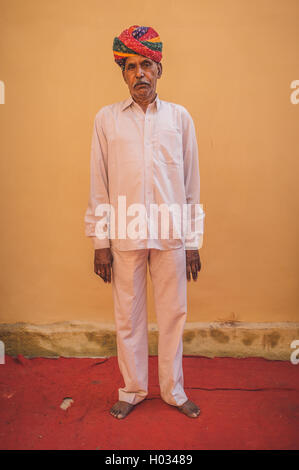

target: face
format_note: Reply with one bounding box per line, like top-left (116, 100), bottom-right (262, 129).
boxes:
top-left (122, 55), bottom-right (162, 101)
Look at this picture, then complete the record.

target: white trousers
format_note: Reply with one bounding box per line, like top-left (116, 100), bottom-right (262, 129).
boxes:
top-left (111, 245), bottom-right (188, 407)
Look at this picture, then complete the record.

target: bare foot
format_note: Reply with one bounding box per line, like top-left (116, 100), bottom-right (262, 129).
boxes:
top-left (178, 399), bottom-right (200, 418)
top-left (110, 400), bottom-right (135, 419)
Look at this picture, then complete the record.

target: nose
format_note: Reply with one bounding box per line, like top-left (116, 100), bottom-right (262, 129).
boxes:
top-left (135, 64), bottom-right (144, 78)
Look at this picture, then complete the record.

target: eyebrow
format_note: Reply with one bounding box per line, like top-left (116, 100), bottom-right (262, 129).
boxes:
top-left (126, 59), bottom-right (152, 67)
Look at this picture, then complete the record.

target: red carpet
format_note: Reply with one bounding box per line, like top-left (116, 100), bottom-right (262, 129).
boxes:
top-left (0, 355), bottom-right (298, 450)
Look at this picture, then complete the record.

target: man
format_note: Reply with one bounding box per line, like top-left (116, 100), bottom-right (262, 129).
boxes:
top-left (84, 25), bottom-right (204, 419)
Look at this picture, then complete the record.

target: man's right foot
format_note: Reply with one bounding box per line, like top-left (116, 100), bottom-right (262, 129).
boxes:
top-left (110, 401), bottom-right (135, 419)
top-left (177, 399), bottom-right (200, 418)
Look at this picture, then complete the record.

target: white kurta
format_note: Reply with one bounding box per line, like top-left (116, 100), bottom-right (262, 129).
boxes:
top-left (84, 94), bottom-right (204, 406)
top-left (84, 93), bottom-right (204, 250)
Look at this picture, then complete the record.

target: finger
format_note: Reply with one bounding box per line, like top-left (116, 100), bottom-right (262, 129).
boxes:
top-left (94, 263), bottom-right (101, 276)
top-left (197, 257), bottom-right (201, 272)
top-left (191, 262), bottom-right (198, 281)
top-left (97, 265), bottom-right (104, 280)
top-left (186, 263), bottom-right (191, 282)
top-left (98, 264), bottom-right (106, 281)
top-left (100, 265), bottom-right (106, 283)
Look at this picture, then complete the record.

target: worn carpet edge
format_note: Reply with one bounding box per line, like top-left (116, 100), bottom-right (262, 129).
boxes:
top-left (0, 321), bottom-right (299, 360)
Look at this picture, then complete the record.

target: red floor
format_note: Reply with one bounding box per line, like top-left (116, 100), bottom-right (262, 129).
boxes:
top-left (0, 354), bottom-right (298, 450)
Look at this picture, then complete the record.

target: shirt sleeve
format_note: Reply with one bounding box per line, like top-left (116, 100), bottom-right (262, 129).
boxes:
top-left (181, 108), bottom-right (205, 250)
top-left (84, 111), bottom-right (111, 249)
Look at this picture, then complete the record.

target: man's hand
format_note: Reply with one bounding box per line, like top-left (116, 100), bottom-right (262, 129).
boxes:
top-left (94, 248), bottom-right (113, 283)
top-left (186, 249), bottom-right (201, 282)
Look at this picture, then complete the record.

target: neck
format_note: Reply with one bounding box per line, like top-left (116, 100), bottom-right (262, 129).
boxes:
top-left (132, 92), bottom-right (157, 113)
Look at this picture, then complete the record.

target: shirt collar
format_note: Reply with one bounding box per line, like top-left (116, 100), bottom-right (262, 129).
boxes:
top-left (121, 93), bottom-right (160, 112)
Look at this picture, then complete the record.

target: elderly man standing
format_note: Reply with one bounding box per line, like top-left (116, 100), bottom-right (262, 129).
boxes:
top-left (84, 25), bottom-right (204, 419)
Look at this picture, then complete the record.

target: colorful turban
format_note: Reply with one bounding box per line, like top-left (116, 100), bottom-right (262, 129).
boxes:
top-left (113, 25), bottom-right (163, 70)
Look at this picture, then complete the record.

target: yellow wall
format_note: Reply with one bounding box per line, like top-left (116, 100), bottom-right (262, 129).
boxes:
top-left (0, 0), bottom-right (298, 325)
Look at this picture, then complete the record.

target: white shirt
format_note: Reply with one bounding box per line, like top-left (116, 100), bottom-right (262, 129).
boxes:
top-left (84, 93), bottom-right (204, 250)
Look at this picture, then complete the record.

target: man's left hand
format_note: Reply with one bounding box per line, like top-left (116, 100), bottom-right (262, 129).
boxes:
top-left (186, 249), bottom-right (201, 282)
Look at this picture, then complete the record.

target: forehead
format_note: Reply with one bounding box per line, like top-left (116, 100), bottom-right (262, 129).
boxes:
top-left (125, 55), bottom-right (153, 65)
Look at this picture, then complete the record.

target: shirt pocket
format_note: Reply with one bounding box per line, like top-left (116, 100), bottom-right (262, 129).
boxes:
top-left (155, 126), bottom-right (182, 168)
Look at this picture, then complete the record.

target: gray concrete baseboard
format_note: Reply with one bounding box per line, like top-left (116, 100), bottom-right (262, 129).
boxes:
top-left (0, 321), bottom-right (299, 360)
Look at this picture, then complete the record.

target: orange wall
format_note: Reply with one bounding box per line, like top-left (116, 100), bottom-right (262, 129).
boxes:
top-left (0, 0), bottom-right (299, 324)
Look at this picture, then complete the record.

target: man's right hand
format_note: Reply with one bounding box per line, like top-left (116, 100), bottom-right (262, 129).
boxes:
top-left (94, 248), bottom-right (113, 283)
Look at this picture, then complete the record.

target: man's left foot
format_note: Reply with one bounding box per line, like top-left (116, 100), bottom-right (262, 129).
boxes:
top-left (177, 399), bottom-right (200, 418)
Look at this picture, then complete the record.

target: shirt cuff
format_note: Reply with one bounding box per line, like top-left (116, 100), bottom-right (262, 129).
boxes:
top-left (184, 233), bottom-right (203, 250)
top-left (91, 237), bottom-right (110, 250)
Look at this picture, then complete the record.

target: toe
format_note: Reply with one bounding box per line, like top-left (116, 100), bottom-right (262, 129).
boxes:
top-left (110, 401), bottom-right (135, 419)
top-left (110, 407), bottom-right (120, 418)
top-left (178, 400), bottom-right (200, 418)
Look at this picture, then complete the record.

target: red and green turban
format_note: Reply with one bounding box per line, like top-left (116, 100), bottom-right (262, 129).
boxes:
top-left (113, 25), bottom-right (163, 70)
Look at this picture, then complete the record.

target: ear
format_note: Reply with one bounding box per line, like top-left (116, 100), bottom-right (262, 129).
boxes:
top-left (122, 69), bottom-right (127, 84)
top-left (157, 62), bottom-right (162, 79)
